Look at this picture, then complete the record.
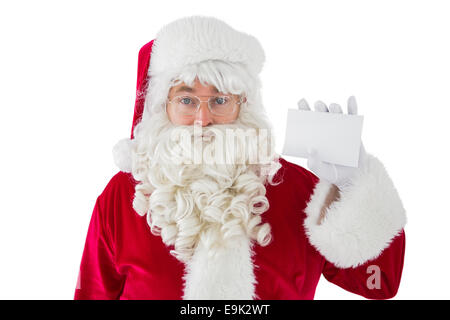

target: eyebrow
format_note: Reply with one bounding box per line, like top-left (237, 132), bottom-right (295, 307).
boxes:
top-left (175, 85), bottom-right (219, 94)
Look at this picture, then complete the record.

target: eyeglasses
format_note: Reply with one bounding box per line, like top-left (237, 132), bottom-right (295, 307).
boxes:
top-left (166, 94), bottom-right (245, 116)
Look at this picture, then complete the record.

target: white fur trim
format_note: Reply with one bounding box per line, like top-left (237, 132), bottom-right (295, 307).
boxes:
top-left (182, 235), bottom-right (257, 300)
top-left (304, 154), bottom-right (407, 268)
top-left (149, 16), bottom-right (265, 78)
top-left (112, 138), bottom-right (133, 173)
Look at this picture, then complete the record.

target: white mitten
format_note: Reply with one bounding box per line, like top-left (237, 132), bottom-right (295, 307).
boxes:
top-left (297, 96), bottom-right (367, 189)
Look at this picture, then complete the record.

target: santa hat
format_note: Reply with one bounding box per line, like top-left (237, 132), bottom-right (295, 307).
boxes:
top-left (112, 16), bottom-right (266, 172)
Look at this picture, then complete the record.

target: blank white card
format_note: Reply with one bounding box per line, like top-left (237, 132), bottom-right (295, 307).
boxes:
top-left (282, 109), bottom-right (364, 167)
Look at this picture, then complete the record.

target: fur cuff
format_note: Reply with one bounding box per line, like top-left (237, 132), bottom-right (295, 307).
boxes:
top-left (304, 154), bottom-right (406, 268)
top-left (112, 138), bottom-right (134, 173)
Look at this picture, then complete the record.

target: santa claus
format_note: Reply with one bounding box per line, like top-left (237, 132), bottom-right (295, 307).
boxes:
top-left (74, 16), bottom-right (406, 300)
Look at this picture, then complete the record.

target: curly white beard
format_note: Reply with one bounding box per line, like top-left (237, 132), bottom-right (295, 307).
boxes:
top-left (130, 112), bottom-right (281, 264)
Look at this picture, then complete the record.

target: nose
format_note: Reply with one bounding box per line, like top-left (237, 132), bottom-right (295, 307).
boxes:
top-left (194, 101), bottom-right (213, 127)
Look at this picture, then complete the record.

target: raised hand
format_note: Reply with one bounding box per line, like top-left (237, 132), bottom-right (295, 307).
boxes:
top-left (298, 96), bottom-right (367, 189)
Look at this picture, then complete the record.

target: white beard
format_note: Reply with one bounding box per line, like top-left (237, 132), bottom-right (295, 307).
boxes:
top-left (131, 112), bottom-right (281, 265)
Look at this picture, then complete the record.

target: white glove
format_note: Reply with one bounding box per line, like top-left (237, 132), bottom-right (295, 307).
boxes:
top-left (297, 96), bottom-right (367, 189)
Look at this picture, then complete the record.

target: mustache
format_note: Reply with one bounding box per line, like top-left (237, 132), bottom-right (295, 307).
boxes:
top-left (150, 122), bottom-right (274, 166)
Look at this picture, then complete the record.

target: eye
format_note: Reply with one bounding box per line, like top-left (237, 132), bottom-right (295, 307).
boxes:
top-left (215, 97), bottom-right (228, 105)
top-left (180, 97), bottom-right (193, 105)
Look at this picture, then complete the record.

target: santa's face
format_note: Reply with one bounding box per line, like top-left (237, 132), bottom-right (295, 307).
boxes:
top-left (165, 78), bottom-right (245, 126)
top-left (131, 76), bottom-right (280, 263)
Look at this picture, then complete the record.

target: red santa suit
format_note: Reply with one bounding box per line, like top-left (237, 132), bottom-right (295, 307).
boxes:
top-left (74, 16), bottom-right (406, 300)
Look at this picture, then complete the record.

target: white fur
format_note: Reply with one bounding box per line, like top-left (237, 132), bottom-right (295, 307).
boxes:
top-left (149, 16), bottom-right (265, 79)
top-left (112, 138), bottom-right (134, 173)
top-left (182, 235), bottom-right (258, 300)
top-left (304, 153), bottom-right (407, 268)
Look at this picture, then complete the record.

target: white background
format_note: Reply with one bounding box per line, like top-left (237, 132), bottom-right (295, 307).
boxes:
top-left (1, 0), bottom-right (449, 299)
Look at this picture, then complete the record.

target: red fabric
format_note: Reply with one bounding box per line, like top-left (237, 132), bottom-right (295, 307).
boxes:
top-left (322, 230), bottom-right (405, 300)
top-left (74, 158), bottom-right (405, 300)
top-left (131, 40), bottom-right (154, 139)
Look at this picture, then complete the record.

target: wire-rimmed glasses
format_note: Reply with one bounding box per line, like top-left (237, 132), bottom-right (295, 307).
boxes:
top-left (166, 94), bottom-right (245, 116)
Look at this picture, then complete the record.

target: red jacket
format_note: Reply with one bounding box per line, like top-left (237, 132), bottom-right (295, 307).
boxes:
top-left (74, 157), bottom-right (405, 300)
